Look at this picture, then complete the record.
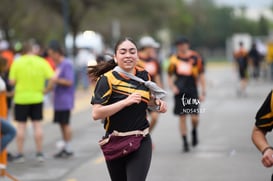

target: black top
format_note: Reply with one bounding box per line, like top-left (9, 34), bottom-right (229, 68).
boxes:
top-left (248, 48), bottom-right (261, 65)
top-left (168, 51), bottom-right (202, 94)
top-left (255, 90), bottom-right (273, 132)
top-left (91, 67), bottom-right (150, 133)
top-left (138, 57), bottom-right (161, 82)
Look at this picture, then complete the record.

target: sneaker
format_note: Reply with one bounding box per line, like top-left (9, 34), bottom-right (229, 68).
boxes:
top-left (183, 143), bottom-right (190, 153)
top-left (12, 154), bottom-right (25, 163)
top-left (54, 150), bottom-right (73, 158)
top-left (7, 152), bottom-right (14, 162)
top-left (182, 135), bottom-right (190, 153)
top-left (192, 129), bottom-right (199, 147)
top-left (36, 152), bottom-right (45, 162)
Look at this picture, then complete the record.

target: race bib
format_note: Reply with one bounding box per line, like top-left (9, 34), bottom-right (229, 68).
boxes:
top-left (145, 62), bottom-right (157, 76)
top-left (176, 61), bottom-right (193, 76)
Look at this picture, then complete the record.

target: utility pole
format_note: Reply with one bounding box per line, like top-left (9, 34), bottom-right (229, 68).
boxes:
top-left (62, 0), bottom-right (70, 55)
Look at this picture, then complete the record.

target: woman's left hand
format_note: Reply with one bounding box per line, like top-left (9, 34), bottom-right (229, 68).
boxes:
top-left (155, 99), bottom-right (167, 113)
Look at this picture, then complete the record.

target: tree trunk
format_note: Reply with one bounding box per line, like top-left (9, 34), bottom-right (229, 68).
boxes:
top-left (72, 28), bottom-right (78, 59)
top-left (2, 21), bottom-right (11, 43)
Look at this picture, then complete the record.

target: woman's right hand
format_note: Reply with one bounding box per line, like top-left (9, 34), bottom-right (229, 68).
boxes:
top-left (124, 93), bottom-right (142, 106)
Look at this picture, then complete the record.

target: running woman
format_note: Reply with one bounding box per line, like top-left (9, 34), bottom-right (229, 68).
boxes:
top-left (89, 37), bottom-right (167, 181)
top-left (233, 41), bottom-right (248, 96)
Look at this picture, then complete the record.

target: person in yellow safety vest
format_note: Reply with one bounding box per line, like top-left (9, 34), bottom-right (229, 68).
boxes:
top-left (266, 42), bottom-right (273, 81)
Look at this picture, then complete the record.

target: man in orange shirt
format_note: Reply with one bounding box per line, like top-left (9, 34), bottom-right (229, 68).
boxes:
top-left (0, 40), bottom-right (14, 71)
top-left (138, 36), bottom-right (163, 133)
top-left (0, 56), bottom-right (16, 153)
top-left (168, 36), bottom-right (205, 152)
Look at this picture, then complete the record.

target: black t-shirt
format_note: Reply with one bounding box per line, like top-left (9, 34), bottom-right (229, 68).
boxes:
top-left (138, 57), bottom-right (161, 82)
top-left (255, 90), bottom-right (273, 132)
top-left (91, 68), bottom-right (150, 133)
top-left (168, 51), bottom-right (202, 94)
top-left (248, 48), bottom-right (261, 65)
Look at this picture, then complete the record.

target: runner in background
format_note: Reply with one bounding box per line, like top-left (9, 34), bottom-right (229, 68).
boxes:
top-left (168, 36), bottom-right (205, 152)
top-left (233, 41), bottom-right (249, 97)
top-left (137, 36), bottom-right (163, 133)
top-left (248, 43), bottom-right (262, 80)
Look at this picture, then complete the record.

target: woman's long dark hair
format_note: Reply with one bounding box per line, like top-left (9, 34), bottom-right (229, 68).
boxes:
top-left (87, 37), bottom-right (137, 80)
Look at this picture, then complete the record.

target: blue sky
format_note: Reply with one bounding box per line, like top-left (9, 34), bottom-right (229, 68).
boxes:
top-left (214, 0), bottom-right (272, 8)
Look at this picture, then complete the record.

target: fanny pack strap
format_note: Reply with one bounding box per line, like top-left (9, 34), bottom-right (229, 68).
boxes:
top-left (112, 128), bottom-right (149, 137)
top-left (99, 128), bottom-right (149, 146)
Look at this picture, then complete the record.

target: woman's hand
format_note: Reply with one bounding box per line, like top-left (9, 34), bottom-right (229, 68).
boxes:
top-left (199, 93), bottom-right (206, 102)
top-left (262, 148), bottom-right (273, 167)
top-left (155, 99), bottom-right (167, 113)
top-left (172, 85), bottom-right (179, 95)
top-left (92, 93), bottom-right (142, 120)
top-left (123, 93), bottom-right (142, 106)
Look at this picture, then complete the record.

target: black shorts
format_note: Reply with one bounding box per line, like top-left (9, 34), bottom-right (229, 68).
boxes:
top-left (174, 92), bottom-right (200, 115)
top-left (239, 67), bottom-right (247, 79)
top-left (14, 103), bottom-right (43, 122)
top-left (53, 110), bottom-right (71, 125)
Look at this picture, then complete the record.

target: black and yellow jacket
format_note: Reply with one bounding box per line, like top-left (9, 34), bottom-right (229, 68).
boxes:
top-left (91, 67), bottom-right (150, 133)
top-left (255, 90), bottom-right (273, 132)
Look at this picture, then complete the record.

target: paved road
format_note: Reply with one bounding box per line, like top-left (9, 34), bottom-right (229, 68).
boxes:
top-left (5, 64), bottom-right (273, 181)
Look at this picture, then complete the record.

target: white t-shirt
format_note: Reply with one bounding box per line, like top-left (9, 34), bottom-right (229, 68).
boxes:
top-left (75, 49), bottom-right (96, 67)
top-left (0, 76), bottom-right (6, 91)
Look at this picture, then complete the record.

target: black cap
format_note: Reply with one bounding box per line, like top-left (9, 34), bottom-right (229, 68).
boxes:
top-left (174, 36), bottom-right (189, 46)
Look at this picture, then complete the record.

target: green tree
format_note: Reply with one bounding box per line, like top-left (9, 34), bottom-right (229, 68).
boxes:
top-left (167, 0), bottom-right (193, 38)
top-left (82, 0), bottom-right (179, 44)
top-left (40, 0), bottom-right (104, 55)
top-left (0, 0), bottom-right (271, 52)
top-left (0, 0), bottom-right (63, 44)
top-left (180, 0), bottom-right (234, 48)
top-left (258, 15), bottom-right (269, 35)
